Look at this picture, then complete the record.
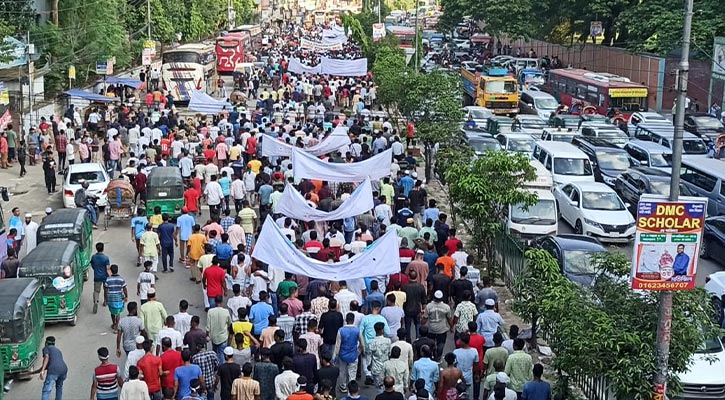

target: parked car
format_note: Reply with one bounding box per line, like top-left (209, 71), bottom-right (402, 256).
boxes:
top-left (467, 136), bottom-right (502, 156)
top-left (623, 140), bottom-right (673, 172)
top-left (684, 113), bottom-right (725, 144)
top-left (705, 271), bottom-right (725, 325)
top-left (614, 167), bottom-right (694, 215)
top-left (571, 136), bottom-right (633, 187)
top-left (627, 111), bottom-right (671, 131)
top-left (674, 335), bottom-right (725, 399)
top-left (452, 39), bottom-right (471, 49)
top-left (62, 163), bottom-right (110, 208)
top-left (463, 106), bottom-right (494, 127)
top-left (577, 122), bottom-right (629, 148)
top-left (514, 114), bottom-right (548, 136)
top-left (701, 216), bottom-right (725, 267)
top-left (496, 133), bottom-right (537, 156)
top-left (533, 234), bottom-right (606, 286)
top-left (554, 182), bottom-right (636, 243)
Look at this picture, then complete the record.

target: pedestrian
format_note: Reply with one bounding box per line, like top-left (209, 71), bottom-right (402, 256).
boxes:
top-left (483, 333), bottom-right (509, 377)
top-left (136, 339), bottom-right (163, 400)
top-left (453, 333), bottom-right (479, 400)
top-left (140, 288), bottom-right (168, 348)
top-left (368, 322), bottom-right (392, 389)
top-left (120, 365), bottom-right (150, 400)
top-left (138, 260), bottom-right (156, 305)
top-left (175, 208), bottom-right (196, 264)
top-left (17, 139), bottom-right (27, 177)
top-left (158, 213), bottom-right (177, 273)
top-left (116, 302), bottom-right (147, 357)
top-left (23, 212), bottom-right (39, 256)
top-left (292, 339), bottom-right (317, 394)
top-left (383, 347), bottom-right (409, 395)
top-left (42, 148), bottom-right (57, 193)
top-left (160, 337), bottom-right (184, 398)
top-left (216, 347), bottom-right (242, 400)
top-left (91, 347), bottom-right (123, 400)
top-left (424, 290), bottom-right (452, 360)
top-left (174, 350), bottom-right (205, 400)
top-left (230, 362), bottom-right (259, 400)
top-left (476, 299), bottom-right (504, 349)
top-left (376, 376), bottom-right (404, 400)
top-left (504, 339), bottom-right (533, 399)
top-left (39, 336), bottom-right (68, 400)
top-left (131, 209), bottom-right (149, 267)
top-left (191, 342), bottom-right (219, 400)
top-left (105, 264), bottom-right (128, 332)
top-left (140, 223), bottom-right (161, 277)
top-left (488, 373), bottom-right (517, 400)
top-left (411, 345), bottom-right (439, 395)
top-left (156, 316), bottom-right (184, 354)
top-left (1, 248), bottom-right (19, 279)
top-left (207, 295), bottom-right (232, 363)
top-left (8, 207), bottom-right (24, 250)
top-left (187, 224), bottom-right (207, 282)
top-left (202, 261), bottom-right (227, 309)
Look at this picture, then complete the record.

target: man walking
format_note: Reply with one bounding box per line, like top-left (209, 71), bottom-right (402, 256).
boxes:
top-left (39, 336), bottom-right (68, 400)
top-left (91, 242), bottom-right (110, 314)
top-left (207, 295), bottom-right (233, 363)
top-left (104, 264), bottom-right (128, 332)
top-left (90, 347), bottom-right (123, 400)
top-left (140, 223), bottom-right (161, 277)
top-left (158, 214), bottom-right (177, 273)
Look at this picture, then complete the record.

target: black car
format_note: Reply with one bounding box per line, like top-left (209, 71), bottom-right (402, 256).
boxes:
top-left (571, 136), bottom-right (633, 187)
top-left (701, 216), bottom-right (725, 266)
top-left (533, 234), bottom-right (606, 286)
top-left (614, 167), bottom-right (695, 215)
top-left (684, 113), bottom-right (724, 144)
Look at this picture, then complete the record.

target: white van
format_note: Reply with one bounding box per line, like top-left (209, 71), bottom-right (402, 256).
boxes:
top-left (519, 90), bottom-right (559, 120)
top-left (533, 141), bottom-right (595, 186)
top-left (507, 160), bottom-right (558, 242)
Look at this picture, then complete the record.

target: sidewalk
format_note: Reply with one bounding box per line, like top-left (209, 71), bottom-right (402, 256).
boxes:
top-left (0, 159), bottom-right (64, 218)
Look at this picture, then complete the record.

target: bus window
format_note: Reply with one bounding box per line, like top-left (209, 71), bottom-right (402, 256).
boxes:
top-left (163, 52), bottom-right (200, 64)
top-left (610, 97), bottom-right (647, 112)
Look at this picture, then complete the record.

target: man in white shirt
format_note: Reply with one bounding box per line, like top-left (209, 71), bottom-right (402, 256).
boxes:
top-left (390, 136), bottom-right (404, 158)
top-left (66, 139), bottom-right (76, 165)
top-left (374, 196), bottom-right (393, 226)
top-left (128, 125), bottom-right (140, 154)
top-left (137, 132), bottom-right (150, 156)
top-left (451, 243), bottom-right (469, 279)
top-left (155, 316), bottom-right (183, 354)
top-left (204, 175), bottom-right (225, 220)
top-left (171, 137), bottom-right (185, 159)
top-left (335, 281), bottom-right (361, 316)
top-left (179, 153), bottom-right (194, 179)
top-left (173, 300), bottom-right (192, 337)
top-left (227, 284), bottom-right (252, 321)
top-left (230, 176), bottom-right (246, 213)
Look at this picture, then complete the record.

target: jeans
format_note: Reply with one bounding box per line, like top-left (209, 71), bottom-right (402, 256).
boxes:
top-left (344, 231), bottom-right (354, 244)
top-left (209, 204), bottom-right (221, 220)
top-left (58, 152), bottom-right (66, 169)
top-left (404, 314), bottom-right (421, 342)
top-left (86, 203), bottom-right (98, 224)
top-left (161, 243), bottom-right (174, 271)
top-left (150, 391), bottom-right (162, 400)
top-left (321, 343), bottom-right (335, 359)
top-left (270, 292), bottom-right (279, 316)
top-left (208, 296), bottom-right (217, 308)
top-left (206, 390), bottom-right (215, 400)
top-left (213, 341), bottom-right (226, 365)
top-left (41, 373), bottom-right (66, 400)
top-left (337, 358), bottom-right (358, 391)
top-left (108, 159), bottom-right (118, 178)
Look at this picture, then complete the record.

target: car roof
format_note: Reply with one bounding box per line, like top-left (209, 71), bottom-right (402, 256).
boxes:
top-left (628, 166), bottom-right (671, 177)
top-left (535, 140), bottom-right (585, 153)
top-left (636, 112), bottom-right (669, 120)
top-left (67, 162), bottom-right (106, 173)
top-left (574, 136), bottom-right (624, 149)
top-left (489, 116), bottom-right (514, 122)
top-left (469, 136), bottom-right (498, 143)
top-left (568, 181), bottom-right (615, 192)
top-left (517, 115), bottom-right (545, 121)
top-left (626, 139), bottom-right (673, 153)
top-left (499, 133), bottom-right (535, 139)
top-left (521, 90), bottom-right (556, 99)
top-left (681, 157), bottom-right (725, 179)
top-left (545, 234), bottom-right (606, 251)
top-left (706, 216), bottom-right (725, 224)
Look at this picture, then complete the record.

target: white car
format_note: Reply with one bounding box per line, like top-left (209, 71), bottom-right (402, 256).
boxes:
top-left (452, 39), bottom-right (471, 49)
top-left (463, 106), bottom-right (493, 126)
top-left (554, 182), bottom-right (636, 243)
top-left (705, 272), bottom-right (725, 325)
top-left (496, 133), bottom-right (536, 156)
top-left (62, 163), bottom-right (110, 208)
top-left (674, 336), bottom-right (725, 399)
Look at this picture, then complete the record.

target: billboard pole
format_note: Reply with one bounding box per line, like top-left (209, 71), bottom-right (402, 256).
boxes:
top-left (652, 0), bottom-right (691, 398)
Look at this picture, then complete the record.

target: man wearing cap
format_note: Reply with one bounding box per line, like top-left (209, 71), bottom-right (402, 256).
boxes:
top-left (140, 223), bottom-right (162, 276)
top-left (424, 290), bottom-right (452, 360)
top-left (124, 336), bottom-right (148, 380)
top-left (216, 347), bottom-right (241, 400)
top-left (399, 218), bottom-right (419, 250)
top-left (23, 212), bottom-right (38, 255)
top-left (140, 288), bottom-right (168, 348)
top-left (491, 372), bottom-right (518, 400)
top-left (477, 299), bottom-right (504, 348)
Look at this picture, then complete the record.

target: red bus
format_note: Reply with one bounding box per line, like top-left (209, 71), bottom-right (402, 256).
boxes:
top-left (545, 68), bottom-right (649, 117)
top-left (215, 32), bottom-right (251, 73)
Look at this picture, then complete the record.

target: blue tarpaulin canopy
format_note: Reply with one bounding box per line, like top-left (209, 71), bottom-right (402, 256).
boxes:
top-left (96, 77), bottom-right (144, 88)
top-left (63, 88), bottom-right (114, 103)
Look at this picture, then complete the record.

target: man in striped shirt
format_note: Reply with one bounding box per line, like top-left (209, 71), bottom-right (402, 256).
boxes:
top-left (90, 347), bottom-right (123, 400)
top-left (104, 264), bottom-right (128, 333)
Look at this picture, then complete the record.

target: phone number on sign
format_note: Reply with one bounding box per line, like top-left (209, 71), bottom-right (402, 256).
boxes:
top-left (635, 281), bottom-right (690, 290)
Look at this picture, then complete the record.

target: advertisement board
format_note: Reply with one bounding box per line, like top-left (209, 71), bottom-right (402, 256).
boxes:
top-left (373, 23), bottom-right (386, 41)
top-left (713, 37), bottom-right (725, 80)
top-left (631, 196), bottom-right (707, 291)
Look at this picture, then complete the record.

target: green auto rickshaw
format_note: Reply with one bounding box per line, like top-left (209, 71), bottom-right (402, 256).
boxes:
top-left (0, 278), bottom-right (45, 377)
top-left (37, 209), bottom-right (93, 274)
top-left (145, 167), bottom-right (184, 218)
top-left (485, 116), bottom-right (515, 135)
top-left (19, 241), bottom-right (84, 326)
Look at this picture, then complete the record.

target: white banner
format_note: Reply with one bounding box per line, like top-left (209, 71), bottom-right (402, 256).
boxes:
top-left (252, 217), bottom-right (401, 281)
top-left (276, 178), bottom-right (374, 221)
top-left (287, 57), bottom-right (368, 77)
top-left (262, 126), bottom-right (351, 157)
top-left (292, 147), bottom-right (392, 181)
top-left (300, 38), bottom-right (344, 51)
top-left (188, 90), bottom-right (232, 115)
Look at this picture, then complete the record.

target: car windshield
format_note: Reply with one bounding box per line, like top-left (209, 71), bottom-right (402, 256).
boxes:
top-left (697, 337), bottom-right (724, 354)
top-left (682, 139), bottom-right (708, 154)
top-left (69, 171), bottom-right (106, 185)
top-left (650, 153), bottom-right (672, 167)
top-left (486, 81), bottom-right (517, 94)
top-left (551, 134), bottom-right (576, 143)
top-left (596, 151), bottom-right (630, 171)
top-left (649, 181), bottom-right (693, 197)
top-left (563, 250), bottom-right (597, 275)
top-left (508, 138), bottom-right (535, 152)
top-left (535, 98), bottom-right (559, 110)
top-left (693, 116), bottom-right (724, 130)
top-left (510, 199), bottom-right (557, 224)
top-left (553, 158), bottom-right (592, 176)
top-left (582, 191), bottom-right (625, 210)
top-left (469, 109), bottom-right (489, 119)
top-left (470, 140), bottom-right (500, 153)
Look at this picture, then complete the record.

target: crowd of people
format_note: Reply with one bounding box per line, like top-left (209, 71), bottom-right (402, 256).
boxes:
top-left (1, 18), bottom-right (551, 400)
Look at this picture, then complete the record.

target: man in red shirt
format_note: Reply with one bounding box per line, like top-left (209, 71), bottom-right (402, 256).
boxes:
top-left (183, 185), bottom-right (200, 217)
top-left (445, 228), bottom-right (463, 257)
top-left (136, 339), bottom-right (163, 399)
top-left (202, 261), bottom-right (226, 308)
top-left (456, 321), bottom-right (486, 400)
top-left (159, 337), bottom-right (183, 396)
top-left (406, 120), bottom-right (415, 147)
top-left (134, 170), bottom-right (148, 204)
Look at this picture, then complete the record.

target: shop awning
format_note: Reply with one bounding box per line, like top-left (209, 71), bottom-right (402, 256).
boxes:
top-left (63, 89), bottom-right (114, 103)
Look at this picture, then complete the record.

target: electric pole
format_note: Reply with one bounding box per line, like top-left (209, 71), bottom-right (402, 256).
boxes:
top-left (26, 32), bottom-right (33, 130)
top-left (147, 0), bottom-right (151, 39)
top-left (653, 0), bottom-right (692, 398)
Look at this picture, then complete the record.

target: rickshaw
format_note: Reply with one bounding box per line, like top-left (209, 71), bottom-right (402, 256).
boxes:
top-left (37, 208), bottom-right (93, 275)
top-left (103, 179), bottom-right (136, 230)
top-left (0, 278), bottom-right (45, 377)
top-left (18, 242), bottom-right (84, 326)
top-left (145, 167), bottom-right (184, 218)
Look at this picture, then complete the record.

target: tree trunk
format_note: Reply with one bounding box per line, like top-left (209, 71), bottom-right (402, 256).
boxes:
top-left (530, 312), bottom-right (539, 350)
top-left (52, 0), bottom-right (59, 26)
top-left (424, 144), bottom-right (432, 183)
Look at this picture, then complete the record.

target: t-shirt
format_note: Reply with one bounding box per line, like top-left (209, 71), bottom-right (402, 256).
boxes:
top-left (217, 362), bottom-right (242, 400)
top-left (376, 392), bottom-right (405, 400)
top-left (158, 222), bottom-right (176, 246)
top-left (184, 189), bottom-right (201, 212)
top-left (104, 275), bottom-right (127, 304)
top-left (203, 266), bottom-right (227, 298)
top-left (160, 350), bottom-right (184, 389)
top-left (137, 354), bottom-right (163, 392)
top-left (187, 234), bottom-right (207, 261)
top-left (318, 311), bottom-right (344, 344)
top-left (522, 380), bottom-right (552, 400)
top-left (174, 364), bottom-right (203, 399)
top-left (131, 216), bottom-right (148, 239)
top-left (42, 346), bottom-right (68, 375)
top-left (380, 306), bottom-right (405, 333)
top-left (453, 347), bottom-right (478, 385)
top-left (176, 214), bottom-right (195, 241)
top-left (137, 271), bottom-right (155, 300)
top-left (140, 231), bottom-right (160, 257)
top-left (91, 253), bottom-right (110, 282)
top-left (249, 302), bottom-right (274, 335)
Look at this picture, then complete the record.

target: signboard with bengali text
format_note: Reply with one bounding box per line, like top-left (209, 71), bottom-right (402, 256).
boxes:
top-left (631, 196), bottom-right (707, 291)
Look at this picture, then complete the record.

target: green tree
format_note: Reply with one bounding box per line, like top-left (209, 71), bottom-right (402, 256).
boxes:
top-left (371, 45), bottom-right (408, 115)
top-left (513, 249), bottom-right (721, 399)
top-left (444, 151), bottom-right (537, 268)
top-left (0, 0), bottom-right (34, 35)
top-left (0, 20), bottom-right (16, 64)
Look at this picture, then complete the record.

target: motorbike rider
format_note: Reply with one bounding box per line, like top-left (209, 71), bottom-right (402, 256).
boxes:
top-left (74, 180), bottom-right (98, 228)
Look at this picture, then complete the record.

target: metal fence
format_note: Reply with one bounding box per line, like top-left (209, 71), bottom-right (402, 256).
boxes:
top-left (493, 232), bottom-right (616, 400)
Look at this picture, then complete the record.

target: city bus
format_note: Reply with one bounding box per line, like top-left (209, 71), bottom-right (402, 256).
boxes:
top-left (161, 43), bottom-right (217, 102)
top-left (230, 24), bottom-right (263, 48)
top-left (215, 31), bottom-right (251, 74)
top-left (386, 25), bottom-right (416, 64)
top-left (545, 68), bottom-right (649, 117)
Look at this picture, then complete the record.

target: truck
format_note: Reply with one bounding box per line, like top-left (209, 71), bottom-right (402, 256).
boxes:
top-left (507, 160), bottom-right (558, 244)
top-left (461, 67), bottom-right (519, 116)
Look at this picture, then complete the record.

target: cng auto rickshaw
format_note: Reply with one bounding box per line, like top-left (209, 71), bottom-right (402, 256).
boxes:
top-left (37, 208), bottom-right (93, 275)
top-left (145, 167), bottom-right (184, 218)
top-left (18, 242), bottom-right (84, 326)
top-left (0, 278), bottom-right (45, 377)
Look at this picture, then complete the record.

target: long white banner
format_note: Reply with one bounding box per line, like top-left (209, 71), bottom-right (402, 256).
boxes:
top-left (276, 178), bottom-right (374, 221)
top-left (292, 147), bottom-right (392, 181)
top-left (252, 217), bottom-right (401, 280)
top-left (287, 57), bottom-right (368, 77)
top-left (261, 126), bottom-right (351, 157)
top-left (300, 38), bottom-right (343, 51)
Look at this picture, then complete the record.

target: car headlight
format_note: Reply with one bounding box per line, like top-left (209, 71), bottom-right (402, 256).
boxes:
top-left (584, 218), bottom-right (603, 229)
top-left (602, 175), bottom-right (616, 185)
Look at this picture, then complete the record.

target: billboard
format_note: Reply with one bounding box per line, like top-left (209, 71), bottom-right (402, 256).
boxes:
top-left (714, 37), bottom-right (725, 80)
top-left (631, 196), bottom-right (707, 291)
